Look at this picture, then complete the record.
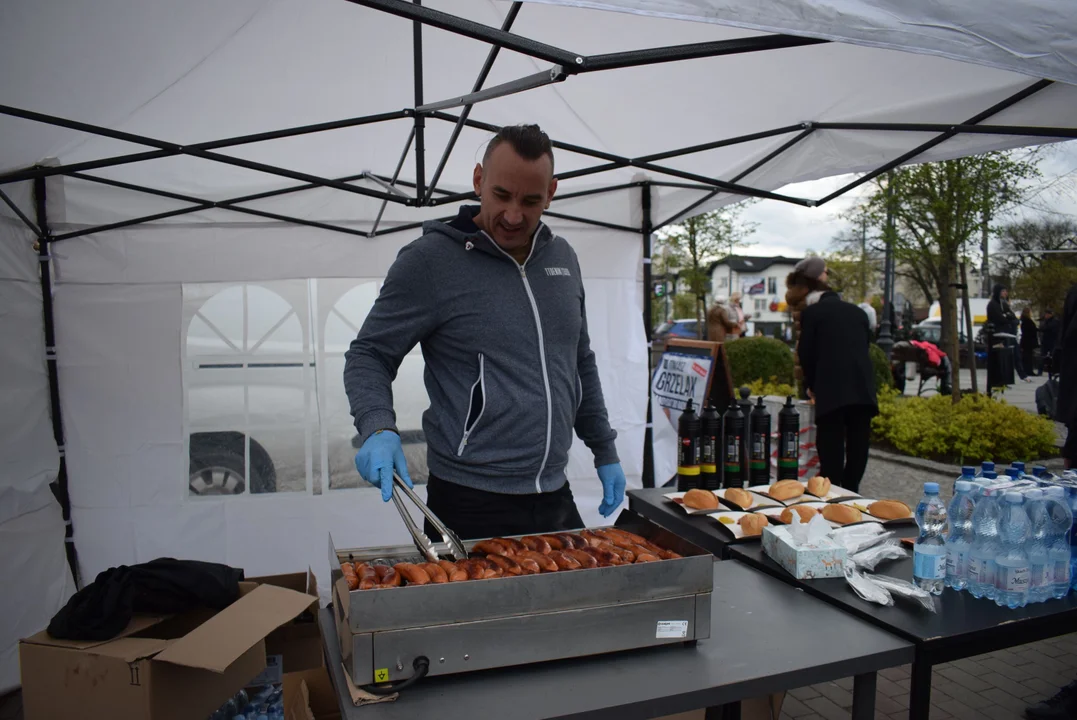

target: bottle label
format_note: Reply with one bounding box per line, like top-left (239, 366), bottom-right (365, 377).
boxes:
top-left (701, 436), bottom-right (717, 465)
top-left (968, 557), bottom-right (994, 586)
top-left (946, 549), bottom-right (967, 579)
top-left (998, 566), bottom-right (1030, 592)
top-left (725, 435), bottom-right (740, 463)
top-left (913, 549), bottom-right (946, 580)
top-left (679, 437), bottom-right (699, 469)
top-left (1031, 565), bottom-right (1049, 588)
top-left (1055, 560), bottom-right (1071, 585)
top-left (781, 431), bottom-right (798, 458)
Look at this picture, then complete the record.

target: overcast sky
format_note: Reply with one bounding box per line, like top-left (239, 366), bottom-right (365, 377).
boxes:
top-left (737, 139), bottom-right (1077, 259)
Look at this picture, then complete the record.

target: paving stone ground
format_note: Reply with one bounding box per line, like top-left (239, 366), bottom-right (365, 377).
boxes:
top-left (779, 631), bottom-right (1077, 720)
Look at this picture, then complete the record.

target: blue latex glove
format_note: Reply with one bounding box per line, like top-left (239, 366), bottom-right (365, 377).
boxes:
top-left (597, 463), bottom-right (626, 518)
top-left (354, 430), bottom-right (413, 502)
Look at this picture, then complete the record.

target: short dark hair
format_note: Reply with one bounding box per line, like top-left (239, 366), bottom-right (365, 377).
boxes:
top-left (483, 124), bottom-right (554, 172)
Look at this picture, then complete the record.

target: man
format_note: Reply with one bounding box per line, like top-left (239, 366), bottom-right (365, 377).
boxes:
top-left (1041, 307), bottom-right (1061, 376)
top-left (706, 297), bottom-right (736, 343)
top-left (728, 292), bottom-right (747, 338)
top-left (987, 282), bottom-right (1029, 381)
top-left (344, 124), bottom-right (626, 540)
top-left (797, 261), bottom-right (878, 493)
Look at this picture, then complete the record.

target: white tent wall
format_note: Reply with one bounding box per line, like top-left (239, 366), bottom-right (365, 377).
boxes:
top-left (0, 182), bottom-right (74, 693)
top-left (47, 184), bottom-right (648, 590)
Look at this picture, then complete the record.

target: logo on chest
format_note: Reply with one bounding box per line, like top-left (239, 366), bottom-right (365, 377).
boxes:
top-left (544, 267), bottom-right (572, 277)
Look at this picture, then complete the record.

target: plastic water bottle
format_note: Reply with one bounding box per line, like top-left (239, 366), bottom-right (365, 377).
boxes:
top-left (1004, 467), bottom-right (1021, 480)
top-left (995, 492), bottom-right (1032, 608)
top-left (913, 482), bottom-right (948, 595)
top-left (969, 475), bottom-right (1002, 599)
top-left (1043, 486), bottom-right (1073, 599)
top-left (953, 465), bottom-right (975, 494)
top-left (975, 461), bottom-right (995, 478)
top-left (1024, 489), bottom-right (1050, 604)
top-left (946, 480), bottom-right (976, 591)
top-left (1013, 461), bottom-right (1027, 475)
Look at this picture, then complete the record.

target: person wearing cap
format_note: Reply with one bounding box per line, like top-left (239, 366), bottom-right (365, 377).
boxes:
top-left (785, 256), bottom-right (829, 393)
top-left (790, 257), bottom-right (879, 492)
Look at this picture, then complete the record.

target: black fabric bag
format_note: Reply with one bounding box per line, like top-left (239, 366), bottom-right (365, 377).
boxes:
top-left (48, 558), bottom-right (244, 641)
top-left (1039, 377), bottom-right (1060, 419)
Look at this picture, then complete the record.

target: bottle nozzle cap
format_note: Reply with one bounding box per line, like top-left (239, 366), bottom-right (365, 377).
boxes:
top-left (924, 482), bottom-right (939, 494)
top-left (955, 480), bottom-right (972, 492)
top-left (1004, 491), bottom-right (1023, 503)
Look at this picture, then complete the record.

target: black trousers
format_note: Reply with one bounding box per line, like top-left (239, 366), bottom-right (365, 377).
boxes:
top-left (423, 474), bottom-right (585, 541)
top-left (815, 405), bottom-right (875, 494)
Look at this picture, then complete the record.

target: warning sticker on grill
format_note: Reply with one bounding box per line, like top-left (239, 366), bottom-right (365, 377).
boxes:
top-left (656, 620), bottom-right (688, 639)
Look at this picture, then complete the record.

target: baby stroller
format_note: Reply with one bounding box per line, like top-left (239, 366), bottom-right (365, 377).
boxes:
top-left (890, 341), bottom-right (952, 396)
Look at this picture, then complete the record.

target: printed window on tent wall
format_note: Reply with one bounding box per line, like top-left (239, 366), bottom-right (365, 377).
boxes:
top-left (318, 279), bottom-right (430, 491)
top-left (183, 282), bottom-right (314, 497)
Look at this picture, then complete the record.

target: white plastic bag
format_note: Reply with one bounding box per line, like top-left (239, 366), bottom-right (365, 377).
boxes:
top-left (848, 539), bottom-right (908, 571)
top-left (869, 574), bottom-right (939, 613)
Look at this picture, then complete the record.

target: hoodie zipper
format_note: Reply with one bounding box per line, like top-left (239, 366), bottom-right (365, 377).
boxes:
top-left (457, 353), bottom-right (486, 456)
top-left (481, 227), bottom-right (552, 493)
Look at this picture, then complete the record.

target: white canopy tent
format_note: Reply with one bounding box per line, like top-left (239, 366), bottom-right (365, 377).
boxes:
top-left (2, 0), bottom-right (1076, 692)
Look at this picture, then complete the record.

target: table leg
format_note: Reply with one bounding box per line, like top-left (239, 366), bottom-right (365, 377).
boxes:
top-left (909, 658), bottom-right (932, 720)
top-left (851, 672), bottom-right (876, 720)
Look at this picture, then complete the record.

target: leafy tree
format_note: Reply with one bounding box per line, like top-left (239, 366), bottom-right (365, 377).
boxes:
top-left (855, 153), bottom-right (1040, 402)
top-left (1013, 260), bottom-right (1077, 317)
top-left (993, 218), bottom-right (1077, 283)
top-left (656, 204), bottom-right (757, 337)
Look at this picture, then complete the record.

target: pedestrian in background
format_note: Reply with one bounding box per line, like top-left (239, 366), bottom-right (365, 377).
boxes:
top-left (1020, 306), bottom-right (1040, 376)
top-left (797, 260), bottom-right (878, 493)
top-left (706, 298), bottom-right (736, 343)
top-left (988, 283), bottom-right (1029, 382)
top-left (1041, 307), bottom-right (1061, 377)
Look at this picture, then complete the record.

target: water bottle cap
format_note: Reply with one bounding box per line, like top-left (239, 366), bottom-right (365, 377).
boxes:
top-left (961, 466), bottom-right (975, 476)
top-left (955, 480), bottom-right (973, 492)
top-left (1024, 488), bottom-right (1043, 501)
top-left (983, 471), bottom-right (998, 479)
top-left (1005, 468), bottom-right (1020, 478)
top-left (1014, 461), bottom-right (1026, 471)
top-left (983, 461), bottom-right (995, 469)
top-left (1004, 491), bottom-right (1023, 503)
top-left (924, 482), bottom-right (939, 494)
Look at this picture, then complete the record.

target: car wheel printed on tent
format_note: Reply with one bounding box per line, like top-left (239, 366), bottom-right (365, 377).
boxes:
top-left (189, 432), bottom-right (276, 495)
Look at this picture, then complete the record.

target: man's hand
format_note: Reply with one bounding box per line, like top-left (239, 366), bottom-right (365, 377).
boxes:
top-left (597, 463), bottom-right (626, 518)
top-left (354, 430), bottom-right (413, 502)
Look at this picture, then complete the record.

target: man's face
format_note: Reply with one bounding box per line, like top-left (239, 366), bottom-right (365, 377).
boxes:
top-left (1002, 288), bottom-right (1009, 300)
top-left (473, 143), bottom-right (557, 255)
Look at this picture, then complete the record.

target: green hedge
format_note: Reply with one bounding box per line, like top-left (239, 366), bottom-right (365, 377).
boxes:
top-left (869, 344), bottom-right (893, 391)
top-left (872, 390), bottom-right (1057, 463)
top-left (725, 337), bottom-right (795, 388)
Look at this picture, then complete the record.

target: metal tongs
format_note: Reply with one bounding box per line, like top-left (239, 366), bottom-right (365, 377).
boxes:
top-left (390, 472), bottom-right (468, 562)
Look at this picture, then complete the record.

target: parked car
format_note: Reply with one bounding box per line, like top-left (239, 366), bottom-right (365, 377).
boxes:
top-left (653, 318), bottom-right (706, 343)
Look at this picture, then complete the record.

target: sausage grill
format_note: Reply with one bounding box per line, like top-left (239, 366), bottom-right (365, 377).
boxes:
top-left (329, 475), bottom-right (713, 688)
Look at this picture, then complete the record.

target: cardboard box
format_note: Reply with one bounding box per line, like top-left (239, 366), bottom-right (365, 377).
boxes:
top-left (762, 525), bottom-right (847, 579)
top-left (20, 577), bottom-right (317, 720)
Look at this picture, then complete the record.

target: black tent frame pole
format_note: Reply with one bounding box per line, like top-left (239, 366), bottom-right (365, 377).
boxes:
top-left (422, 2), bottom-right (522, 205)
top-left (33, 176), bottom-right (81, 590)
top-left (641, 182), bottom-right (656, 489)
top-left (0, 187), bottom-right (41, 236)
top-left (412, 0), bottom-right (426, 203)
top-left (371, 129), bottom-right (416, 236)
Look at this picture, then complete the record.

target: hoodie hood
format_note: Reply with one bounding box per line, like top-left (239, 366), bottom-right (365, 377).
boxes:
top-left (991, 283), bottom-right (1006, 303)
top-left (422, 205), bottom-right (552, 261)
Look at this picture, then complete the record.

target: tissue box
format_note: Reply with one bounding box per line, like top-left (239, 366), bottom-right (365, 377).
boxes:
top-left (762, 525), bottom-right (847, 579)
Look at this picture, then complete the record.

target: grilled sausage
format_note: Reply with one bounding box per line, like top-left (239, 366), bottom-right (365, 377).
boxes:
top-left (554, 533), bottom-right (588, 550)
top-left (459, 559), bottom-right (486, 580)
top-left (356, 563), bottom-right (379, 590)
top-left (607, 529), bottom-right (665, 554)
top-left (469, 558), bottom-right (503, 578)
top-left (378, 568), bottom-right (402, 587)
top-left (485, 552), bottom-right (524, 576)
top-left (536, 534), bottom-right (566, 550)
top-left (493, 537), bottom-right (528, 555)
top-left (580, 546), bottom-right (623, 566)
top-left (579, 530), bottom-right (610, 548)
top-left (518, 558), bottom-right (542, 574)
top-left (472, 540), bottom-right (512, 556)
top-left (601, 543), bottom-right (636, 563)
top-left (548, 550), bottom-right (582, 570)
top-left (438, 560), bottom-right (469, 582)
top-left (420, 562), bottom-right (449, 584)
top-left (340, 562), bottom-right (359, 590)
top-left (658, 549), bottom-right (683, 560)
top-left (374, 565), bottom-right (391, 580)
top-left (393, 562), bottom-right (431, 586)
top-left (517, 550), bottom-right (559, 572)
top-left (564, 549), bottom-right (600, 568)
top-left (634, 553), bottom-right (660, 563)
top-left (520, 536), bottom-right (553, 554)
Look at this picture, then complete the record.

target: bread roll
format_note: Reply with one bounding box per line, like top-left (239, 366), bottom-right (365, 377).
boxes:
top-left (822, 504), bottom-right (862, 525)
top-left (780, 505), bottom-right (818, 524)
top-left (724, 487), bottom-right (753, 509)
top-left (683, 488), bottom-right (719, 510)
top-left (807, 475), bottom-right (831, 496)
top-left (769, 479), bottom-right (805, 501)
top-left (738, 513), bottom-right (769, 536)
top-left (868, 499), bottom-right (911, 520)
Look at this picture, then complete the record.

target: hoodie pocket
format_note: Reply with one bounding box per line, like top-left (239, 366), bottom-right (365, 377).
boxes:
top-left (457, 354), bottom-right (487, 456)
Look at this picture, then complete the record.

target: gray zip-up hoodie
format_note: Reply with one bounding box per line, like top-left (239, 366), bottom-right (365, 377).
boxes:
top-left (344, 206), bottom-right (619, 495)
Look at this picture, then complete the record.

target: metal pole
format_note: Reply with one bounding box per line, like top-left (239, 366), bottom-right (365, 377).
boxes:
top-left (877, 172), bottom-right (895, 357)
top-left (981, 206), bottom-right (991, 298)
top-left (961, 262), bottom-right (979, 394)
top-left (412, 0), bottom-right (426, 203)
top-left (34, 176), bottom-right (81, 589)
top-left (642, 183), bottom-right (656, 489)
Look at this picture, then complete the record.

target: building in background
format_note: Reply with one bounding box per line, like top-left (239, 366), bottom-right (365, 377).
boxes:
top-left (708, 255), bottom-right (802, 338)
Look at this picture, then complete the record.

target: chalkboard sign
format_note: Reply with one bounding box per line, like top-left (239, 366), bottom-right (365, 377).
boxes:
top-left (651, 338), bottom-right (734, 428)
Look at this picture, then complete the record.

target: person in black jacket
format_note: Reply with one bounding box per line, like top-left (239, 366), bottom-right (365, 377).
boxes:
top-left (1057, 284), bottom-right (1077, 469)
top-left (799, 284), bottom-right (879, 493)
top-left (1041, 307), bottom-right (1061, 377)
top-left (987, 283), bottom-right (1028, 381)
top-left (1020, 306), bottom-right (1040, 376)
